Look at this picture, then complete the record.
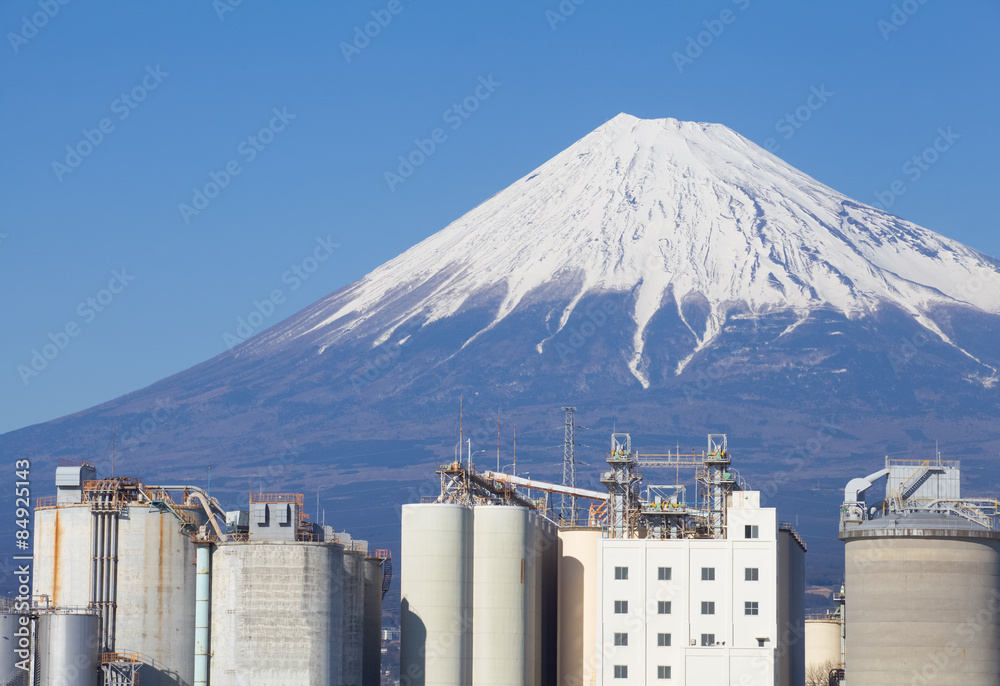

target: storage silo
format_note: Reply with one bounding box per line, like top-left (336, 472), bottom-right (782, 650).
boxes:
top-left (35, 611), bottom-right (99, 686)
top-left (33, 477), bottom-right (204, 686)
top-left (0, 610), bottom-right (30, 686)
top-left (114, 504), bottom-right (202, 686)
top-left (805, 617), bottom-right (842, 674)
top-left (209, 540), bottom-right (344, 685)
top-left (556, 526), bottom-right (601, 686)
top-left (841, 458), bottom-right (1000, 685)
top-left (363, 556), bottom-right (384, 686)
top-left (342, 546), bottom-right (366, 685)
top-left (400, 503), bottom-right (473, 686)
top-left (472, 505), bottom-right (529, 686)
top-left (536, 514), bottom-right (559, 686)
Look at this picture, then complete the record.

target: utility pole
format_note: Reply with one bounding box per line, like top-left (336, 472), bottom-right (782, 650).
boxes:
top-left (561, 407), bottom-right (577, 523)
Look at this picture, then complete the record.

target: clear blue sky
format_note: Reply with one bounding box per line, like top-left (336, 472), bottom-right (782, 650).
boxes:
top-left (1, 1), bottom-right (997, 434)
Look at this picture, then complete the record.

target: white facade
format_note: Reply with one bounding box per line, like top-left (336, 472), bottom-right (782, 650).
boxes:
top-left (595, 491), bottom-right (802, 685)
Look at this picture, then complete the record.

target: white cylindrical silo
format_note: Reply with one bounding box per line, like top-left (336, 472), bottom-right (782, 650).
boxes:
top-left (805, 618), bottom-right (842, 674)
top-left (114, 505), bottom-right (202, 686)
top-left (400, 503), bottom-right (473, 686)
top-left (556, 527), bottom-right (601, 686)
top-left (35, 611), bottom-right (99, 686)
top-left (473, 505), bottom-right (530, 686)
top-left (33, 498), bottom-right (203, 686)
top-left (843, 520), bottom-right (1000, 685)
top-left (525, 510), bottom-right (542, 686)
top-left (363, 556), bottom-right (383, 686)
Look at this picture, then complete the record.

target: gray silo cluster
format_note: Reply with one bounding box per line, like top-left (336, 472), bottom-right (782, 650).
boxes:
top-left (840, 455), bottom-right (1000, 685)
top-left (8, 462), bottom-right (387, 686)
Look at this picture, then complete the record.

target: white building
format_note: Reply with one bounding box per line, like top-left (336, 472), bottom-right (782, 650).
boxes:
top-left (594, 490), bottom-right (805, 685)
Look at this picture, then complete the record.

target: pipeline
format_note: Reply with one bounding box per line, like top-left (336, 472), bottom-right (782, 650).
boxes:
top-left (194, 544), bottom-right (211, 686)
top-left (108, 513), bottom-right (119, 650)
top-left (90, 487), bottom-right (120, 653)
top-left (186, 491), bottom-right (228, 541)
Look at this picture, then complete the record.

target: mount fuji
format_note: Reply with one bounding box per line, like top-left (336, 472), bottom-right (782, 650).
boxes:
top-left (4, 114), bottom-right (1000, 600)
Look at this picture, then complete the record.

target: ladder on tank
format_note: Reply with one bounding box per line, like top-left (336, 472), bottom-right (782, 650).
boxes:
top-left (375, 549), bottom-right (393, 600)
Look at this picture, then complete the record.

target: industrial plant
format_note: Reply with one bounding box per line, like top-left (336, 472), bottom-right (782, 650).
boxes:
top-left (2, 462), bottom-right (388, 686)
top-left (838, 454), bottom-right (1000, 685)
top-left (401, 427), bottom-right (807, 686)
top-left (12, 416), bottom-right (999, 686)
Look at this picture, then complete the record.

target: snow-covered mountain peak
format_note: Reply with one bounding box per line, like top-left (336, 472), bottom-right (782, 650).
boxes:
top-left (263, 114), bottom-right (1000, 384)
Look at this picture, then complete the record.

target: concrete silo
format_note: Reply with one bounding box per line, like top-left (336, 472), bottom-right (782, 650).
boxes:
top-left (841, 457), bottom-right (1000, 685)
top-left (471, 505), bottom-right (529, 686)
top-left (400, 503), bottom-right (473, 686)
top-left (32, 470), bottom-right (204, 686)
top-left (805, 615), bottom-right (842, 675)
top-left (363, 555), bottom-right (384, 686)
top-left (209, 540), bottom-right (345, 685)
top-left (341, 543), bottom-right (366, 685)
top-left (555, 526), bottom-right (601, 686)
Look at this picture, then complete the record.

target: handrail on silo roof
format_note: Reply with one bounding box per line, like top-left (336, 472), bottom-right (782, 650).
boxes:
top-left (249, 492), bottom-right (305, 509)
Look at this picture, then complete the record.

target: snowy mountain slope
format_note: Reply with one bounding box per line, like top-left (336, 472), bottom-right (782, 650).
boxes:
top-left (244, 114), bottom-right (1000, 386)
top-left (3, 114), bottom-right (1000, 603)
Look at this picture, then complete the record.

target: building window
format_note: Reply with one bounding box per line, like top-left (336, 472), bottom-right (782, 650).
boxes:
top-left (745, 601), bottom-right (759, 616)
top-left (745, 524), bottom-right (759, 539)
top-left (614, 665), bottom-right (628, 679)
top-left (657, 665), bottom-right (672, 679)
top-left (745, 567), bottom-right (759, 581)
top-left (701, 567), bottom-right (715, 581)
top-left (614, 600), bottom-right (628, 614)
top-left (701, 601), bottom-right (715, 615)
top-left (614, 632), bottom-right (628, 646)
top-left (657, 601), bottom-right (671, 615)
top-left (757, 638), bottom-right (767, 647)
top-left (657, 633), bottom-right (671, 647)
top-left (700, 633), bottom-right (715, 646)
top-left (658, 566), bottom-right (672, 581)
top-left (615, 566), bottom-right (629, 580)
